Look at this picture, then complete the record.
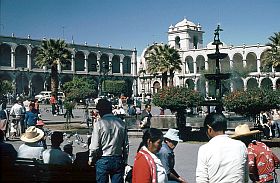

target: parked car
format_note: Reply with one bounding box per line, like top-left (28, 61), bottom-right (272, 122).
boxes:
top-left (35, 91), bottom-right (65, 102)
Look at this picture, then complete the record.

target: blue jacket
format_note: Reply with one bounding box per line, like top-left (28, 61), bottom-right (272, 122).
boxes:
top-left (25, 111), bottom-right (38, 126)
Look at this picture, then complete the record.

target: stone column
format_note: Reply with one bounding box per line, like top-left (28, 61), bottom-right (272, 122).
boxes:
top-left (120, 57), bottom-right (124, 75)
top-left (257, 58), bottom-right (261, 73)
top-left (27, 50), bottom-right (31, 69)
top-left (84, 54), bottom-right (88, 72)
top-left (11, 50), bottom-right (15, 68)
top-left (71, 54), bottom-right (75, 72)
top-left (194, 61), bottom-right (197, 74)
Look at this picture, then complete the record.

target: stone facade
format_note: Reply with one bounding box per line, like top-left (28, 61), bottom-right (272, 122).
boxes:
top-left (138, 18), bottom-right (280, 97)
top-left (0, 36), bottom-right (138, 97)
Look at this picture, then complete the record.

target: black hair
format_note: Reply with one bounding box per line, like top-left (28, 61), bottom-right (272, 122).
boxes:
top-left (51, 131), bottom-right (64, 146)
top-left (145, 104), bottom-right (151, 109)
top-left (96, 99), bottom-right (112, 116)
top-left (204, 112), bottom-right (227, 132)
top-left (137, 128), bottom-right (163, 152)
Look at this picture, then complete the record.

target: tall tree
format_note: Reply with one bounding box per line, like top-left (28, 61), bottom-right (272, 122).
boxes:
top-left (263, 32), bottom-right (280, 68)
top-left (35, 39), bottom-right (72, 98)
top-left (145, 44), bottom-right (182, 88)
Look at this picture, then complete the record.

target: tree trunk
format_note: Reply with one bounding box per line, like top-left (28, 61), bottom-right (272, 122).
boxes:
top-left (169, 70), bottom-right (174, 87)
top-left (175, 108), bottom-right (189, 141)
top-left (51, 64), bottom-right (58, 99)
top-left (162, 72), bottom-right (168, 88)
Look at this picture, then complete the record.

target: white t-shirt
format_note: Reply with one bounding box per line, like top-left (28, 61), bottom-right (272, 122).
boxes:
top-left (42, 148), bottom-right (72, 165)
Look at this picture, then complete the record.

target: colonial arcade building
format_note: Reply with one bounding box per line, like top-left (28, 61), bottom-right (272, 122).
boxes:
top-left (139, 18), bottom-right (280, 97)
top-left (0, 35), bottom-right (137, 97)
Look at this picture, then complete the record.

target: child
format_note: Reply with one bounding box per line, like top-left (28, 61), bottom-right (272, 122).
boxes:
top-left (36, 120), bottom-right (47, 149)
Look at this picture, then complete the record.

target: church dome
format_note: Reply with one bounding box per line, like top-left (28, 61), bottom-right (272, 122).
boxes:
top-left (175, 18), bottom-right (196, 28)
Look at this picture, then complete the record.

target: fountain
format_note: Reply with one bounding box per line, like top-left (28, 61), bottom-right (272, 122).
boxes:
top-left (203, 25), bottom-right (231, 113)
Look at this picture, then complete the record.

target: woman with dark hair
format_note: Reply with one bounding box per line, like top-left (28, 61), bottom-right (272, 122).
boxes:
top-left (133, 128), bottom-right (168, 183)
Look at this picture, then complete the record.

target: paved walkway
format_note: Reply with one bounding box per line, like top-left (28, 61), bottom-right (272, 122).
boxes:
top-left (4, 104), bottom-right (280, 182)
top-left (6, 132), bottom-right (280, 183)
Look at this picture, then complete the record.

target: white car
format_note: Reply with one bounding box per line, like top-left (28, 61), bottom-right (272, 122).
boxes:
top-left (35, 91), bottom-right (65, 102)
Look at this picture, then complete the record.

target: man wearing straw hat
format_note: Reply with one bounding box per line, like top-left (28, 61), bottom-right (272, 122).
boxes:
top-left (232, 124), bottom-right (280, 183)
top-left (158, 128), bottom-right (187, 183)
top-left (196, 113), bottom-right (248, 183)
top-left (18, 126), bottom-right (45, 159)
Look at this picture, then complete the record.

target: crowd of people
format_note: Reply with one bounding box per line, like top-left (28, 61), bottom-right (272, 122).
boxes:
top-left (0, 97), bottom-right (280, 183)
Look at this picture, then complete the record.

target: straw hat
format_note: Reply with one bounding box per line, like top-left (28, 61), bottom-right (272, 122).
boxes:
top-left (20, 126), bottom-right (44, 143)
top-left (230, 124), bottom-right (260, 139)
top-left (164, 129), bottom-right (182, 142)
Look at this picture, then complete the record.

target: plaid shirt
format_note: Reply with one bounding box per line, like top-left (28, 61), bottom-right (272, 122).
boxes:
top-left (248, 141), bottom-right (280, 183)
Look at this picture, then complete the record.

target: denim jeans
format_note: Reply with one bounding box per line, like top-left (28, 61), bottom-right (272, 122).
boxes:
top-left (96, 156), bottom-right (124, 183)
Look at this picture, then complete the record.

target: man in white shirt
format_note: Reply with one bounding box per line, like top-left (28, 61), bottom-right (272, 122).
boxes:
top-left (10, 100), bottom-right (26, 135)
top-left (43, 131), bottom-right (72, 165)
top-left (196, 113), bottom-right (248, 183)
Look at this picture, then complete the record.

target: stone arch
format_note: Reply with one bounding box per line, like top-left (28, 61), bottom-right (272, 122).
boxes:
top-left (100, 54), bottom-right (110, 72)
top-left (220, 55), bottom-right (230, 73)
top-left (232, 53), bottom-right (243, 70)
top-left (247, 78), bottom-right (258, 90)
top-left (112, 55), bottom-right (120, 73)
top-left (260, 52), bottom-right (272, 72)
top-left (185, 56), bottom-right (194, 73)
top-left (232, 78), bottom-right (244, 91)
top-left (123, 56), bottom-right (131, 74)
top-left (0, 43), bottom-right (11, 67)
top-left (153, 81), bottom-right (161, 93)
top-left (15, 72), bottom-right (29, 94)
top-left (260, 78), bottom-right (273, 90)
top-left (185, 79), bottom-right (195, 90)
top-left (197, 79), bottom-right (206, 97)
top-left (246, 52), bottom-right (257, 72)
top-left (207, 57), bottom-right (215, 73)
top-left (31, 74), bottom-right (44, 95)
top-left (15, 45), bottom-right (27, 68)
top-left (88, 53), bottom-right (97, 72)
top-left (31, 47), bottom-right (39, 69)
top-left (196, 55), bottom-right (205, 74)
top-left (193, 36), bottom-right (198, 49)
top-left (175, 36), bottom-right (180, 49)
top-left (75, 51), bottom-right (85, 71)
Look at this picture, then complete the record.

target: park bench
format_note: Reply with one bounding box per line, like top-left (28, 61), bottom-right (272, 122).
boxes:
top-left (2, 158), bottom-right (96, 182)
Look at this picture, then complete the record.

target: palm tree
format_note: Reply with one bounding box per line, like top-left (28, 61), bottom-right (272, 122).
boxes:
top-left (263, 32), bottom-right (280, 68)
top-left (35, 39), bottom-right (72, 98)
top-left (145, 44), bottom-right (182, 88)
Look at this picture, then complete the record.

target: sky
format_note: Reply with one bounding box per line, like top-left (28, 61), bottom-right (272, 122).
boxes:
top-left (1, 0), bottom-right (280, 55)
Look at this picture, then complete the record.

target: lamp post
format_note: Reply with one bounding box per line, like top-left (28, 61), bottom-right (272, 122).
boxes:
top-left (98, 57), bottom-right (110, 97)
top-left (20, 67), bottom-right (24, 95)
top-left (140, 69), bottom-right (145, 104)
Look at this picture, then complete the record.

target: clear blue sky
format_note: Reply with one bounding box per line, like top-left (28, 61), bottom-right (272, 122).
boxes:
top-left (1, 0), bottom-right (279, 55)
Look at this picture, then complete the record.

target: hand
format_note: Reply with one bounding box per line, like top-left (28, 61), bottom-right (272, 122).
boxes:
top-left (178, 177), bottom-right (188, 183)
top-left (88, 160), bottom-right (92, 166)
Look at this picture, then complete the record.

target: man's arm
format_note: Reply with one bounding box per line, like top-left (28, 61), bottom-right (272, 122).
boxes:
top-left (169, 169), bottom-right (187, 183)
top-left (196, 147), bottom-right (209, 183)
top-left (123, 125), bottom-right (129, 164)
top-left (88, 121), bottom-right (100, 165)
